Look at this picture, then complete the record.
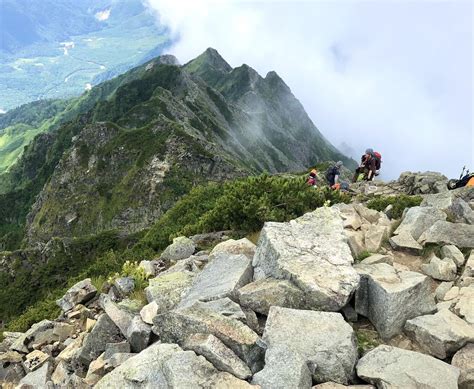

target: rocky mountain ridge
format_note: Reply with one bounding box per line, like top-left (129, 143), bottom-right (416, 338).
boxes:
top-left (2, 173), bottom-right (473, 388)
top-left (0, 48), bottom-right (354, 248)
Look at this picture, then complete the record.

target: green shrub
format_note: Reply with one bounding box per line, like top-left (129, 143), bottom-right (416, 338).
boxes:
top-left (356, 251), bottom-right (372, 262)
top-left (366, 194), bottom-right (422, 219)
top-left (141, 174), bottom-right (351, 251)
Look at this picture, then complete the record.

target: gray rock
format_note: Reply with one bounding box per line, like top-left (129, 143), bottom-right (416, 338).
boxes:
top-left (394, 206), bottom-right (446, 240)
top-left (17, 360), bottom-right (53, 388)
top-left (53, 322), bottom-right (75, 341)
top-left (333, 203), bottom-right (363, 230)
top-left (454, 286), bottom-right (474, 324)
top-left (364, 225), bottom-right (388, 253)
top-left (140, 301), bottom-right (158, 324)
top-left (341, 304), bottom-right (358, 322)
top-left (237, 278), bottom-right (305, 315)
top-left (126, 316), bottom-right (151, 353)
top-left (100, 295), bottom-right (150, 352)
top-left (360, 253), bottom-right (393, 266)
top-left (178, 252), bottom-right (253, 308)
top-left (441, 244), bottom-right (466, 267)
top-left (354, 204), bottom-right (381, 224)
top-left (404, 309), bottom-right (474, 358)
top-left (460, 251), bottom-right (474, 286)
top-left (345, 230), bottom-right (366, 258)
top-left (104, 341), bottom-right (130, 360)
top-left (451, 343), bottom-right (474, 389)
top-left (421, 253), bottom-right (457, 281)
top-left (76, 313), bottom-right (123, 365)
top-left (160, 236), bottom-right (195, 261)
top-left (435, 281), bottom-right (454, 301)
top-left (357, 345), bottom-right (459, 389)
top-left (200, 297), bottom-right (247, 322)
top-left (10, 319), bottom-right (55, 354)
top-left (252, 307), bottom-right (358, 388)
top-left (449, 197), bottom-right (474, 224)
top-left (419, 220), bottom-right (474, 248)
top-left (153, 301), bottom-right (264, 372)
top-left (144, 270), bottom-right (195, 311)
top-left (56, 278), bottom-right (97, 312)
top-left (104, 352), bottom-right (135, 373)
top-left (389, 231), bottom-right (423, 254)
top-left (22, 349), bottom-right (51, 373)
top-left (183, 333), bottom-right (252, 379)
top-left (253, 207), bottom-right (360, 311)
top-left (113, 277), bottom-right (135, 297)
top-left (0, 351), bottom-right (25, 385)
top-left (85, 353), bottom-right (106, 385)
top-left (210, 238), bottom-right (256, 259)
top-left (355, 263), bottom-right (436, 340)
top-left (95, 343), bottom-right (225, 388)
top-left (51, 360), bottom-right (70, 386)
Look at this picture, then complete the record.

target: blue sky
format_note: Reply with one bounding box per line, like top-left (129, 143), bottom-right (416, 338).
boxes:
top-left (146, 0), bottom-right (473, 180)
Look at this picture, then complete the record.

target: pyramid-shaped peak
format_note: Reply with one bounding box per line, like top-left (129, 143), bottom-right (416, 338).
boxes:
top-left (196, 47), bottom-right (233, 72)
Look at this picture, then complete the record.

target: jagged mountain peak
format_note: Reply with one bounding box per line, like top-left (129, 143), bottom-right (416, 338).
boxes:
top-left (185, 47), bottom-right (233, 74)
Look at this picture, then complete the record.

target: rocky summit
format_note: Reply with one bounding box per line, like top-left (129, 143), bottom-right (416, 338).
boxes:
top-left (1, 172), bottom-right (473, 388)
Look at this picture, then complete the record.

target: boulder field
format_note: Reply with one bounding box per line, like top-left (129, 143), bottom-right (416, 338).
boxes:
top-left (1, 179), bottom-right (473, 389)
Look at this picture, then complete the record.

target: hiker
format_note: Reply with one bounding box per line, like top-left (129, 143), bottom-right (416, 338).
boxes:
top-left (326, 161), bottom-right (343, 188)
top-left (306, 169), bottom-right (318, 187)
top-left (352, 148), bottom-right (378, 182)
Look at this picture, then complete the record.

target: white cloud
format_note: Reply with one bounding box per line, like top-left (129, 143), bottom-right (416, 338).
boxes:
top-left (145, 0), bottom-right (473, 179)
top-left (95, 9), bottom-right (111, 21)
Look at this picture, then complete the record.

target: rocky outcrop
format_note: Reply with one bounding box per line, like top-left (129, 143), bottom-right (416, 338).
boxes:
top-left (394, 206), bottom-right (446, 240)
top-left (253, 207), bottom-right (359, 311)
top-left (357, 345), bottom-right (459, 388)
top-left (253, 307), bottom-right (358, 388)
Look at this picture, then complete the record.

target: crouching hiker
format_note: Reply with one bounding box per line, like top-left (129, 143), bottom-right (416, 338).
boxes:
top-left (306, 169), bottom-right (318, 187)
top-left (326, 161), bottom-right (343, 188)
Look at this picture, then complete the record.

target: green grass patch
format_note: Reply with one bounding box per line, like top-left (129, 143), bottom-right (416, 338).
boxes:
top-left (366, 194), bottom-right (422, 219)
top-left (356, 250), bottom-right (372, 262)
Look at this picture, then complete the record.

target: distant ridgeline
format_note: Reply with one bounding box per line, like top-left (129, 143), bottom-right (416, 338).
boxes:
top-left (0, 48), bottom-right (354, 251)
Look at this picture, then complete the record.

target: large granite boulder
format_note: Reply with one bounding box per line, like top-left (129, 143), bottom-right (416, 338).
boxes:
top-left (252, 307), bottom-right (358, 388)
top-left (396, 171), bottom-right (448, 195)
top-left (357, 345), bottom-right (459, 388)
top-left (153, 301), bottom-right (264, 372)
top-left (404, 309), bottom-right (474, 358)
top-left (237, 278), bottom-right (305, 315)
top-left (253, 207), bottom-right (359, 311)
top-left (452, 343), bottom-right (474, 389)
top-left (394, 206), bottom-right (446, 240)
top-left (419, 220), bottom-right (474, 248)
top-left (178, 252), bottom-right (253, 308)
top-left (354, 263), bottom-right (436, 340)
top-left (422, 192), bottom-right (474, 224)
top-left (441, 244), bottom-right (466, 267)
top-left (56, 278), bottom-right (97, 312)
top-left (160, 236), bottom-right (195, 262)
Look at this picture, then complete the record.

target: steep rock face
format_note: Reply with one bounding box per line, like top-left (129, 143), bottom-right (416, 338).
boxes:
top-left (25, 121), bottom-right (241, 243)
